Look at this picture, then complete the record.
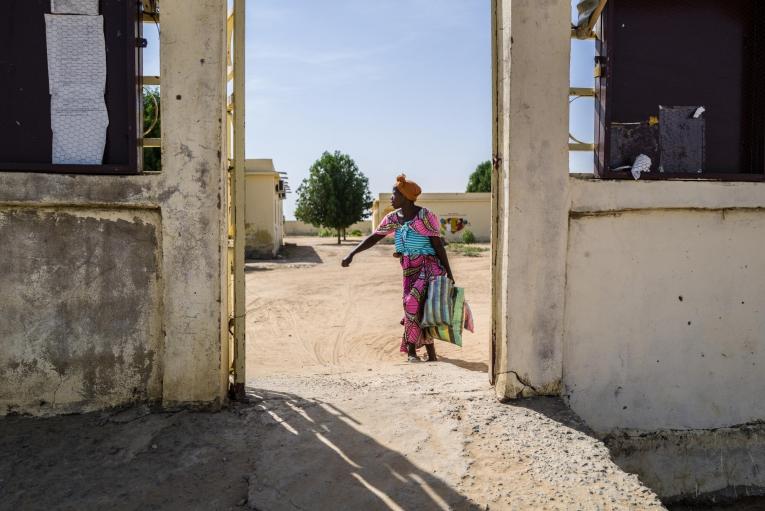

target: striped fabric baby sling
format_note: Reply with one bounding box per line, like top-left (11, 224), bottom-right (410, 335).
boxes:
top-left (421, 276), bottom-right (453, 327)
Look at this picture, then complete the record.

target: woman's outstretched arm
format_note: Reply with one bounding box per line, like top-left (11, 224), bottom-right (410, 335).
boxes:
top-left (430, 236), bottom-right (454, 282)
top-left (341, 233), bottom-right (385, 267)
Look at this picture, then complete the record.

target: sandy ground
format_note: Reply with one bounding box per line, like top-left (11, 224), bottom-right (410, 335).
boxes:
top-left (0, 236), bottom-right (723, 510)
top-left (245, 237), bottom-right (491, 377)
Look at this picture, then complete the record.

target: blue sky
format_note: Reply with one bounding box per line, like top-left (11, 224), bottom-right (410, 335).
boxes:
top-left (143, 1), bottom-right (595, 219)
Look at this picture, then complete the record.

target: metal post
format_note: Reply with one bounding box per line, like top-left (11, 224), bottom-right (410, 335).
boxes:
top-left (232, 0), bottom-right (246, 399)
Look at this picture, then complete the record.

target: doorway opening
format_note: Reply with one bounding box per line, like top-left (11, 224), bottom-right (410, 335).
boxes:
top-left (244, 1), bottom-right (495, 382)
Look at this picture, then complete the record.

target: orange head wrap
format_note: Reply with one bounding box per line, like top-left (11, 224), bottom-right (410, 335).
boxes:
top-left (395, 174), bottom-right (421, 202)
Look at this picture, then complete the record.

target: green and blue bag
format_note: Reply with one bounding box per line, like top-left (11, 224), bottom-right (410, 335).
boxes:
top-left (421, 276), bottom-right (453, 327)
top-left (425, 286), bottom-right (466, 347)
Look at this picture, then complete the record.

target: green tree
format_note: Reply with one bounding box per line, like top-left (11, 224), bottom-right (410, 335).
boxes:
top-left (143, 88), bottom-right (161, 171)
top-left (295, 151), bottom-right (372, 245)
top-left (466, 160), bottom-right (491, 193)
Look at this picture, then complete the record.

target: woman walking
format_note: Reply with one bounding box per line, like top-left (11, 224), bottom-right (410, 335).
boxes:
top-left (341, 174), bottom-right (454, 362)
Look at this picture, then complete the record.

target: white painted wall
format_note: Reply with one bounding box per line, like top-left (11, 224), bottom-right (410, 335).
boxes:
top-left (492, 0), bottom-right (571, 398)
top-left (566, 208), bottom-right (765, 431)
top-left (159, 0), bottom-right (229, 406)
top-left (564, 178), bottom-right (765, 432)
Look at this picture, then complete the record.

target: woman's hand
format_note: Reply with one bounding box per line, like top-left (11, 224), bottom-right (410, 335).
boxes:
top-left (340, 233), bottom-right (384, 268)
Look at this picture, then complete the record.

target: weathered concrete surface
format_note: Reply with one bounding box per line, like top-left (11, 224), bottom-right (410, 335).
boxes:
top-left (0, 0), bottom-right (229, 415)
top-left (0, 207), bottom-right (162, 414)
top-left (492, 0), bottom-right (571, 398)
top-left (569, 174), bottom-right (765, 212)
top-left (606, 422), bottom-right (765, 501)
top-left (562, 178), bottom-right (765, 497)
top-left (158, 0), bottom-right (229, 406)
top-left (564, 208), bottom-right (765, 432)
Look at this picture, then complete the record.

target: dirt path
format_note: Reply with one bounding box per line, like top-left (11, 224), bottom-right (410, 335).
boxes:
top-left (245, 237), bottom-right (665, 510)
top-left (246, 237), bottom-right (491, 377)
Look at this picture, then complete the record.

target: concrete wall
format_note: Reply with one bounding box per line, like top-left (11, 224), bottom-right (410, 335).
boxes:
top-left (491, 0), bottom-right (571, 399)
top-left (563, 178), bottom-right (765, 499)
top-left (371, 193), bottom-right (491, 242)
top-left (284, 220), bottom-right (372, 236)
top-left (0, 207), bottom-right (163, 412)
top-left (565, 184), bottom-right (765, 433)
top-left (0, 0), bottom-right (230, 415)
top-left (495, 0), bottom-right (765, 499)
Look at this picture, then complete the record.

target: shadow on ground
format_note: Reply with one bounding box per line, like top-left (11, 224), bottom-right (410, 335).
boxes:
top-left (0, 389), bottom-right (480, 510)
top-left (510, 396), bottom-right (596, 437)
top-left (316, 240), bottom-right (365, 247)
top-left (0, 406), bottom-right (254, 510)
top-left (247, 386), bottom-right (481, 510)
top-left (245, 244), bottom-right (323, 272)
top-left (437, 355), bottom-right (488, 374)
top-left (280, 243), bottom-right (324, 263)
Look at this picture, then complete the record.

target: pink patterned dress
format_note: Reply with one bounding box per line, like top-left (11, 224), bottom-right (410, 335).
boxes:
top-left (375, 208), bottom-right (446, 353)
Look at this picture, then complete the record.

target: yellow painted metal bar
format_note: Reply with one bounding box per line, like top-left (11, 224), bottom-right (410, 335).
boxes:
top-left (569, 143), bottom-right (595, 151)
top-left (226, 13), bottom-right (234, 72)
top-left (570, 28), bottom-right (597, 39)
top-left (143, 137), bottom-right (161, 147)
top-left (142, 75), bottom-right (161, 86)
top-left (569, 87), bottom-right (595, 97)
top-left (231, 0), bottom-right (247, 397)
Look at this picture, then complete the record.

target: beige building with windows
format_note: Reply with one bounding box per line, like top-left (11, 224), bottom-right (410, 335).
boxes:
top-left (244, 159), bottom-right (286, 258)
top-left (371, 192), bottom-right (491, 242)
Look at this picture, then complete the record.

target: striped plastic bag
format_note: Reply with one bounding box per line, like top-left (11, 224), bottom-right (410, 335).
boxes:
top-left (421, 276), bottom-right (454, 327)
top-left (425, 286), bottom-right (465, 347)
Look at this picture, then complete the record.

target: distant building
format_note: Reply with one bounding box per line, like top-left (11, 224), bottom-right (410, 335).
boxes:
top-left (284, 220), bottom-right (372, 237)
top-left (371, 192), bottom-right (491, 242)
top-left (245, 159), bottom-right (287, 258)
